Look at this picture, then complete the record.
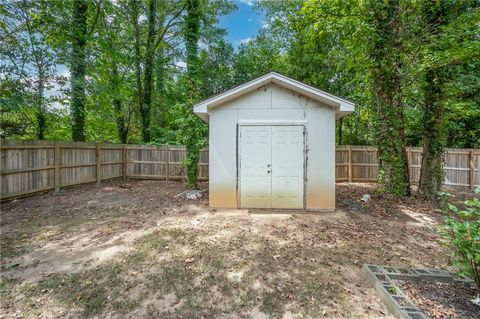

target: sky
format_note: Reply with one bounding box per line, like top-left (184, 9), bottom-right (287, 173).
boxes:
top-left (218, 0), bottom-right (265, 48)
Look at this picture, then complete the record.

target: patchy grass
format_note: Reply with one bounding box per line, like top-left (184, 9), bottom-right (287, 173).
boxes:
top-left (1, 180), bottom-right (475, 318)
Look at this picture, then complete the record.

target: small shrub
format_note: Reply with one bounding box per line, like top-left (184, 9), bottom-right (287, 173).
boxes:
top-left (436, 191), bottom-right (454, 211)
top-left (438, 186), bottom-right (480, 305)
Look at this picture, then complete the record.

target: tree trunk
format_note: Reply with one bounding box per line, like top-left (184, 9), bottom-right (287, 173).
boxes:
top-left (367, 0), bottom-right (410, 196)
top-left (36, 68), bottom-right (46, 140)
top-left (71, 0), bottom-right (88, 141)
top-left (418, 2), bottom-right (449, 199)
top-left (131, 0), bottom-right (144, 141)
top-left (114, 99), bottom-right (128, 144)
top-left (110, 62), bottom-right (128, 144)
top-left (419, 73), bottom-right (446, 199)
top-left (140, 0), bottom-right (157, 143)
top-left (155, 48), bottom-right (166, 130)
top-left (185, 0), bottom-right (200, 82)
top-left (183, 0), bottom-right (202, 188)
top-left (23, 1), bottom-right (47, 140)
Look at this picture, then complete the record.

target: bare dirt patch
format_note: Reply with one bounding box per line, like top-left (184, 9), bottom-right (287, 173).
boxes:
top-left (1, 180), bottom-right (199, 281)
top-left (0, 180), bottom-right (475, 318)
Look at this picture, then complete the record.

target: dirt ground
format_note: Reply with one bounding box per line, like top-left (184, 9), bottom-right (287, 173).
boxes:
top-left (396, 280), bottom-right (479, 319)
top-left (0, 180), bottom-right (476, 318)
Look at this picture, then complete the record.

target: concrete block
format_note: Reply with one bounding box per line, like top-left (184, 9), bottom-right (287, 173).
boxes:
top-left (362, 264), bottom-right (452, 319)
top-left (362, 264), bottom-right (472, 319)
top-left (382, 266), bottom-right (398, 274)
top-left (449, 272), bottom-right (474, 283)
top-left (413, 268), bottom-right (452, 283)
top-left (405, 312), bottom-right (428, 319)
top-left (362, 264), bottom-right (391, 287)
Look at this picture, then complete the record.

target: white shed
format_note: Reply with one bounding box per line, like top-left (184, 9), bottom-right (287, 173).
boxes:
top-left (194, 72), bottom-right (355, 210)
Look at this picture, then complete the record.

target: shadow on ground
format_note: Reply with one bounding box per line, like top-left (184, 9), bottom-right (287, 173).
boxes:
top-left (1, 180), bottom-right (472, 318)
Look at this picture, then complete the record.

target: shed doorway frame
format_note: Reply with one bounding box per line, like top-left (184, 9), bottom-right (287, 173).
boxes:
top-left (237, 122), bottom-right (307, 209)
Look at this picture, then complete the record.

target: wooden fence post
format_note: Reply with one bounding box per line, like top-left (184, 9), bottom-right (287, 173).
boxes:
top-left (348, 147), bottom-right (352, 182)
top-left (407, 148), bottom-right (412, 182)
top-left (122, 146), bottom-right (127, 179)
top-left (96, 143), bottom-right (101, 185)
top-left (166, 146), bottom-right (170, 181)
top-left (54, 142), bottom-right (61, 192)
top-left (469, 150), bottom-right (475, 190)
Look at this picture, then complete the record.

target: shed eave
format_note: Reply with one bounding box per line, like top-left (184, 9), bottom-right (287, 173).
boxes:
top-left (193, 72), bottom-right (355, 122)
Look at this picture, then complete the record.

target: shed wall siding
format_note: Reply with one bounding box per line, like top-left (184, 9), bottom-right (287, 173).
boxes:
top-left (209, 108), bottom-right (238, 208)
top-left (305, 108), bottom-right (336, 209)
top-left (208, 83), bottom-right (336, 209)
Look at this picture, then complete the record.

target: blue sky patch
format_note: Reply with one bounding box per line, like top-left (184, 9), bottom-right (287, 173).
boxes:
top-left (218, 0), bottom-right (264, 48)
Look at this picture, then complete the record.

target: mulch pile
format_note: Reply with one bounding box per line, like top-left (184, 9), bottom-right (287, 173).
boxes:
top-left (396, 280), bottom-right (479, 319)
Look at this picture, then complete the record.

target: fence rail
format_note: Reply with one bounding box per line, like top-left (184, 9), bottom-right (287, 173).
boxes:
top-left (1, 140), bottom-right (479, 200)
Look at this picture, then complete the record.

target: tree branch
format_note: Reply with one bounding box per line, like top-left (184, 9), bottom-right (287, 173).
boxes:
top-left (88, 0), bottom-right (103, 36)
top-left (154, 2), bottom-right (187, 49)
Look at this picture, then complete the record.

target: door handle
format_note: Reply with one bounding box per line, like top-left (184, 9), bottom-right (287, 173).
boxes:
top-left (267, 170), bottom-right (271, 174)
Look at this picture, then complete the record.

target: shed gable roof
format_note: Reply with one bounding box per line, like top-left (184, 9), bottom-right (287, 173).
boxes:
top-left (193, 72), bottom-right (355, 122)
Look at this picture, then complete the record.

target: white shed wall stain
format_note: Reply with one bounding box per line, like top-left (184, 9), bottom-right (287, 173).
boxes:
top-left (208, 83), bottom-right (336, 210)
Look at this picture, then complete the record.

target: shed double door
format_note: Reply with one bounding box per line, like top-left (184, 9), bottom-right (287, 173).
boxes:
top-left (239, 125), bottom-right (304, 209)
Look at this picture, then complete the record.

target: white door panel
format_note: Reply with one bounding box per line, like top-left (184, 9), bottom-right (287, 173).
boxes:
top-left (240, 125), bottom-right (304, 209)
top-left (240, 126), bottom-right (272, 208)
top-left (271, 126), bottom-right (304, 208)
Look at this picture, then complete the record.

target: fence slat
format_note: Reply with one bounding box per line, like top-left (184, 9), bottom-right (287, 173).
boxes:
top-left (96, 144), bottom-right (101, 185)
top-left (348, 147), bottom-right (352, 182)
top-left (470, 150), bottom-right (474, 189)
top-left (122, 146), bottom-right (126, 179)
top-left (55, 142), bottom-right (60, 192)
top-left (166, 145), bottom-right (170, 181)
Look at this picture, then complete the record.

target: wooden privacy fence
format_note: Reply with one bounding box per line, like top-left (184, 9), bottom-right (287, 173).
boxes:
top-left (0, 140), bottom-right (208, 200)
top-left (1, 141), bottom-right (479, 200)
top-left (335, 146), bottom-right (480, 189)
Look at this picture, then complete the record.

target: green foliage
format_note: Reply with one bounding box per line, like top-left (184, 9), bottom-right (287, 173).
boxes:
top-left (418, 1), bottom-right (480, 198)
top-left (439, 186), bottom-right (480, 293)
top-left (1, 0), bottom-right (59, 140)
top-left (365, 0), bottom-right (411, 196)
top-left (70, 0), bottom-right (88, 141)
top-left (0, 80), bottom-right (34, 139)
top-left (181, 0), bottom-right (205, 188)
top-left (176, 103), bottom-right (208, 187)
top-left (436, 191), bottom-right (455, 211)
top-left (254, 0), bottom-right (479, 196)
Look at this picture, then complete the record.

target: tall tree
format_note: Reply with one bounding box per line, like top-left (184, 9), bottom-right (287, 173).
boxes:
top-left (257, 0), bottom-right (376, 146)
top-left (140, 0), bottom-right (157, 142)
top-left (107, 5), bottom-right (131, 144)
top-left (131, 0), bottom-right (143, 142)
top-left (365, 0), bottom-right (410, 196)
top-left (185, 0), bottom-right (201, 81)
top-left (130, 0), bottom-right (188, 143)
top-left (418, 1), bottom-right (449, 199)
top-left (0, 0), bottom-right (57, 139)
top-left (181, 0), bottom-right (206, 187)
top-left (419, 1), bottom-right (480, 197)
top-left (70, 0), bottom-right (88, 141)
